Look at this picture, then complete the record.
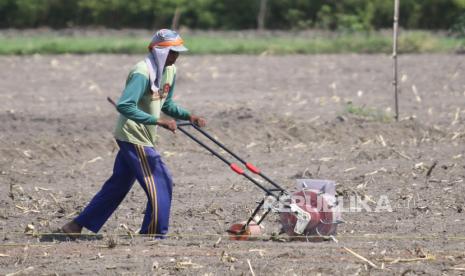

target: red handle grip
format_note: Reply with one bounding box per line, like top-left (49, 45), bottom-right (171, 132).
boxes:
top-left (246, 162), bottom-right (260, 174)
top-left (230, 163), bottom-right (244, 175)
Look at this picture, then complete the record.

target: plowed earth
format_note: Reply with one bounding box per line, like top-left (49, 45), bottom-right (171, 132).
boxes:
top-left (1, 54), bottom-right (465, 275)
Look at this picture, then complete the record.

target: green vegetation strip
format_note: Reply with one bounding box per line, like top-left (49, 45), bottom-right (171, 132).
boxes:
top-left (344, 102), bottom-right (392, 122)
top-left (0, 31), bottom-right (463, 55)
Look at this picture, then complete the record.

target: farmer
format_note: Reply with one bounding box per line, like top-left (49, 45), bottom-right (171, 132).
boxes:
top-left (62, 29), bottom-right (206, 238)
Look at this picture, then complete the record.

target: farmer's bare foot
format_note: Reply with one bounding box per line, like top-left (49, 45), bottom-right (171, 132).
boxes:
top-left (61, 220), bottom-right (82, 235)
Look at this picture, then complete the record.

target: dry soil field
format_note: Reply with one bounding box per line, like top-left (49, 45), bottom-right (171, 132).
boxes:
top-left (1, 54), bottom-right (465, 275)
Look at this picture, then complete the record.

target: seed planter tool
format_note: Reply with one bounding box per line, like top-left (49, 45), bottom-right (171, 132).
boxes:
top-left (176, 121), bottom-right (343, 241)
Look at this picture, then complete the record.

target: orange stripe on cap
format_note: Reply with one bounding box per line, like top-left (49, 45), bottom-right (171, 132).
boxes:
top-left (148, 38), bottom-right (184, 50)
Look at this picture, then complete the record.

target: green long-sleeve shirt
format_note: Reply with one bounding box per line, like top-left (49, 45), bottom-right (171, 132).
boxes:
top-left (114, 61), bottom-right (190, 146)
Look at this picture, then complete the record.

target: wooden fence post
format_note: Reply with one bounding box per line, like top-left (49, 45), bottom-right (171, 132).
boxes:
top-left (393, 0), bottom-right (400, 121)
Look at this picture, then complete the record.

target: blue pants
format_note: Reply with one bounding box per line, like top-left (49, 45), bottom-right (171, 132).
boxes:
top-left (74, 140), bottom-right (173, 237)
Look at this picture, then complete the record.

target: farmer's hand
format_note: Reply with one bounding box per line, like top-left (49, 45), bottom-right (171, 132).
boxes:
top-left (189, 115), bottom-right (207, 127)
top-left (157, 119), bottom-right (177, 133)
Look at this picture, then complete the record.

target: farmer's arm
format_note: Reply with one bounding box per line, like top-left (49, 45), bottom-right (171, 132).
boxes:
top-left (161, 77), bottom-right (191, 120)
top-left (116, 73), bottom-right (158, 125)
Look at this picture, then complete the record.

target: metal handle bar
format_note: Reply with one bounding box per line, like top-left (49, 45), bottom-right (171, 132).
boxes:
top-left (176, 124), bottom-right (279, 199)
top-left (176, 121), bottom-right (287, 194)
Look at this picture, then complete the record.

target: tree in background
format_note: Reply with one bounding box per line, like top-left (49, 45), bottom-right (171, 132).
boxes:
top-left (0, 0), bottom-right (464, 31)
top-left (257, 0), bottom-right (268, 30)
